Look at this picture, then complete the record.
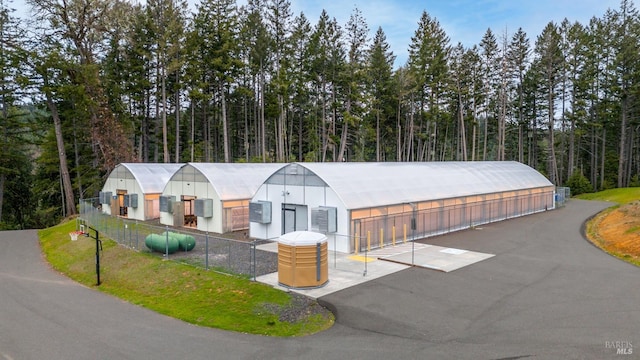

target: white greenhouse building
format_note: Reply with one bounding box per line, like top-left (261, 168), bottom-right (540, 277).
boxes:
top-left (249, 161), bottom-right (556, 253)
top-left (99, 163), bottom-right (184, 221)
top-left (159, 163), bottom-right (285, 234)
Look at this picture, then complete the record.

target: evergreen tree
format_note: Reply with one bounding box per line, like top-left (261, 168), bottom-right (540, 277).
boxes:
top-left (289, 12), bottom-right (313, 161)
top-left (339, 6), bottom-right (368, 162)
top-left (0, 0), bottom-right (32, 226)
top-left (507, 27), bottom-right (531, 163)
top-left (408, 11), bottom-right (451, 161)
top-left (367, 26), bottom-right (395, 161)
top-left (479, 28), bottom-right (499, 160)
top-left (266, 0), bottom-right (293, 162)
top-left (535, 22), bottom-right (564, 185)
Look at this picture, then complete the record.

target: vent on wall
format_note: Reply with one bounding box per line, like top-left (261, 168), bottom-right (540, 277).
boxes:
top-left (99, 191), bottom-right (112, 205)
top-left (160, 195), bottom-right (175, 213)
top-left (123, 194), bottom-right (138, 208)
top-left (249, 201), bottom-right (272, 224)
top-left (311, 206), bottom-right (337, 233)
top-left (194, 198), bottom-right (213, 218)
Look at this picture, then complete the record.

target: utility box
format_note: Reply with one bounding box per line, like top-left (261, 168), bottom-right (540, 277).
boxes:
top-left (278, 231), bottom-right (328, 289)
top-left (160, 195), bottom-right (175, 213)
top-left (311, 206), bottom-right (337, 233)
top-left (249, 201), bottom-right (272, 224)
top-left (195, 198), bottom-right (213, 218)
top-left (123, 193), bottom-right (138, 208)
top-left (99, 191), bottom-right (112, 205)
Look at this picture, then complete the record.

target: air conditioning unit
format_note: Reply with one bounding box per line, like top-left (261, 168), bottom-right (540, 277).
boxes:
top-left (99, 191), bottom-right (112, 205)
top-left (123, 194), bottom-right (138, 208)
top-left (249, 201), bottom-right (271, 224)
top-left (160, 195), bottom-right (175, 213)
top-left (194, 198), bottom-right (213, 218)
top-left (311, 206), bottom-right (337, 233)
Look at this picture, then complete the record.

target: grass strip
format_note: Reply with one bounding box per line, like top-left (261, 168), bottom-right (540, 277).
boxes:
top-left (575, 187), bottom-right (640, 204)
top-left (38, 219), bottom-right (334, 337)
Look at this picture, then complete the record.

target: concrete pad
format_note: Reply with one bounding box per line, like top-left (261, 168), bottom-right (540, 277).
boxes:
top-left (255, 241), bottom-right (493, 298)
top-left (379, 243), bottom-right (494, 272)
top-left (256, 242), bottom-right (409, 299)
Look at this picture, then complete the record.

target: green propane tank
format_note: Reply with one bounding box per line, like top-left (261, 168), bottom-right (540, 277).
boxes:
top-left (177, 234), bottom-right (196, 251)
top-left (145, 233), bottom-right (179, 254)
top-left (161, 232), bottom-right (196, 252)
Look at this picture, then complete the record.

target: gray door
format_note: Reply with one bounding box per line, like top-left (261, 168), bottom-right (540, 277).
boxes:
top-left (283, 208), bottom-right (296, 234)
top-left (282, 204), bottom-right (308, 234)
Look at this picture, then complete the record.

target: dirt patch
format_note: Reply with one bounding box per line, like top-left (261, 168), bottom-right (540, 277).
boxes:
top-left (590, 201), bottom-right (640, 259)
top-left (258, 293), bottom-right (333, 324)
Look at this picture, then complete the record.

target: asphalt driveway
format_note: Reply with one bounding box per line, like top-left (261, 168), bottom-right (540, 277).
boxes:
top-left (1, 199), bottom-right (638, 359)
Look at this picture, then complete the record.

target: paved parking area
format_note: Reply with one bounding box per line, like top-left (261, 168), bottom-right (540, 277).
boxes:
top-left (3, 199), bottom-right (639, 360)
top-left (319, 200), bottom-right (640, 359)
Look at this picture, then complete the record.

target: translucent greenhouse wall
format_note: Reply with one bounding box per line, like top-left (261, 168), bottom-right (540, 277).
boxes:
top-left (350, 186), bottom-right (555, 253)
top-left (222, 199), bottom-right (251, 233)
top-left (250, 162), bottom-right (556, 253)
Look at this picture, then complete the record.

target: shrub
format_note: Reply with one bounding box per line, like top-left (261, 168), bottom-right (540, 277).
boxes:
top-left (566, 171), bottom-right (593, 196)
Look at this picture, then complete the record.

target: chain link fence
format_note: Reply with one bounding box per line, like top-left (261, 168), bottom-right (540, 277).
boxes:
top-left (79, 198), bottom-right (277, 280)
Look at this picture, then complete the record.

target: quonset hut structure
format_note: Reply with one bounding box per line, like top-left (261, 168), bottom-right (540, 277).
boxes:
top-left (99, 163), bottom-right (184, 221)
top-left (249, 161), bottom-right (556, 253)
top-left (160, 163), bottom-right (286, 234)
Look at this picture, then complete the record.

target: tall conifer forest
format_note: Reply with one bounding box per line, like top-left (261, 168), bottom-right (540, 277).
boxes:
top-left (2, 0), bottom-right (640, 228)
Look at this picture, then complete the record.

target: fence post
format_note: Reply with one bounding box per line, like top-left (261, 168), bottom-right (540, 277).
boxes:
top-left (205, 232), bottom-right (209, 270)
top-left (252, 240), bottom-right (256, 281)
top-left (355, 233), bottom-right (359, 255)
top-left (165, 225), bottom-right (169, 258)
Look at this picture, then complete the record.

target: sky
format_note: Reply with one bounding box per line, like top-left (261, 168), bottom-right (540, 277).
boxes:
top-left (288, 0), bottom-right (628, 67)
top-left (14, 0), bottom-right (631, 68)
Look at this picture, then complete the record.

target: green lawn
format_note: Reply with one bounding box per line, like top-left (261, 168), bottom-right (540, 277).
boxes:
top-left (38, 220), bottom-right (334, 337)
top-left (575, 187), bottom-right (640, 204)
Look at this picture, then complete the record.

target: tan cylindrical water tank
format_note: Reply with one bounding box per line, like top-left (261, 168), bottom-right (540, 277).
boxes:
top-left (278, 231), bottom-right (329, 289)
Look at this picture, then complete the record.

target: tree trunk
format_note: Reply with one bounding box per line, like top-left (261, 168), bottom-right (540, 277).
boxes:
top-left (161, 64), bottom-right (169, 163)
top-left (260, 64), bottom-right (266, 162)
top-left (376, 109), bottom-right (381, 162)
top-left (458, 94), bottom-right (467, 161)
top-left (590, 126), bottom-right (597, 191)
top-left (407, 93), bottom-right (415, 161)
top-left (175, 71), bottom-right (180, 163)
top-left (337, 122), bottom-right (348, 162)
top-left (601, 128), bottom-right (606, 190)
top-left (0, 174), bottom-right (4, 221)
top-left (221, 83), bottom-right (230, 163)
top-left (321, 82), bottom-right (328, 162)
top-left (45, 91), bottom-right (76, 216)
top-left (191, 101), bottom-right (195, 162)
top-left (547, 86), bottom-right (558, 185)
top-left (618, 98), bottom-right (628, 188)
top-left (482, 109), bottom-right (488, 161)
top-left (397, 98), bottom-right (402, 161)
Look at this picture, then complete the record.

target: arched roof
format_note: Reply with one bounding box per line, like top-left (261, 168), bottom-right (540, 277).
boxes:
top-left (107, 163), bottom-right (184, 194)
top-left (267, 161), bottom-right (553, 209)
top-left (172, 163), bottom-right (286, 200)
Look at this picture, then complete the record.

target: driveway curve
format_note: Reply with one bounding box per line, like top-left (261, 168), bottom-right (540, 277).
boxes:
top-left (1, 199), bottom-right (638, 359)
